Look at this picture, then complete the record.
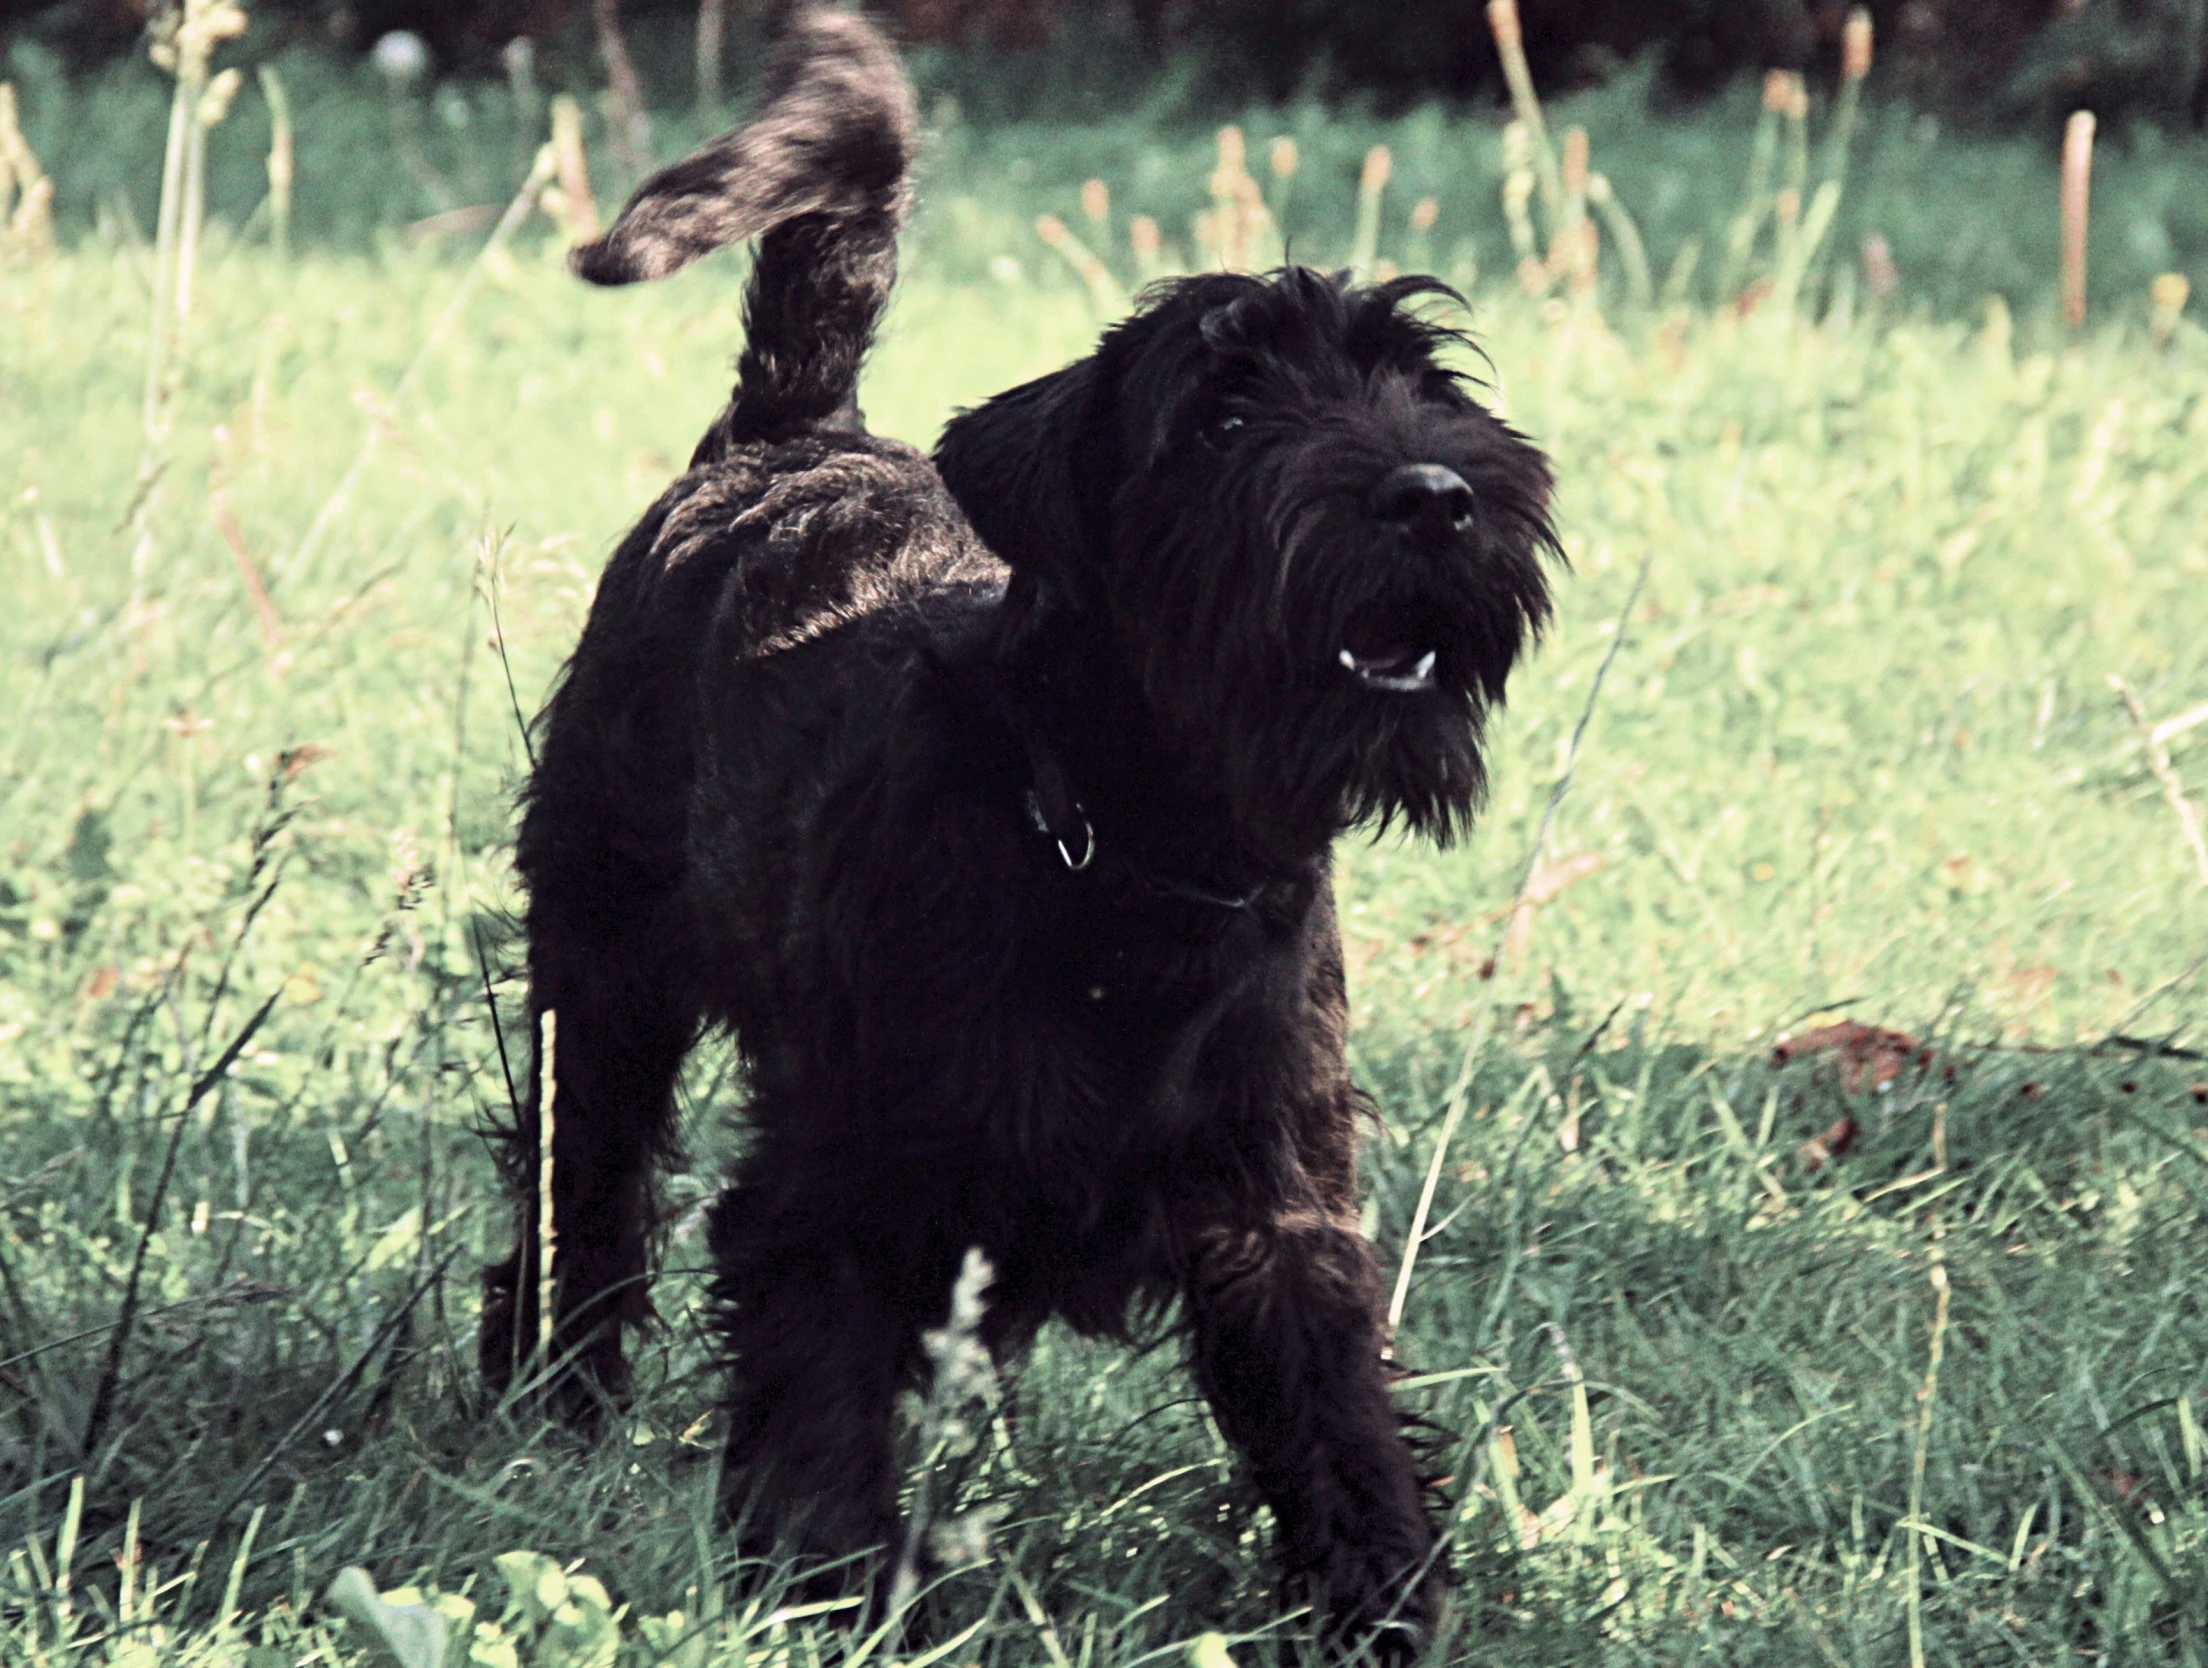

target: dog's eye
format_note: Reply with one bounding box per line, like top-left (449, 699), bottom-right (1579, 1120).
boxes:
top-left (1204, 414), bottom-right (1246, 449)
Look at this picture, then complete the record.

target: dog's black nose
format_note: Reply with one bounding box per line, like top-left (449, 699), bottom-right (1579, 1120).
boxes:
top-left (1373, 464), bottom-right (1475, 541)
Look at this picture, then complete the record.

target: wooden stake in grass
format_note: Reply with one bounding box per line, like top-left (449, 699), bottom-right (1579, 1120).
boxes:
top-left (2062, 110), bottom-right (2096, 334)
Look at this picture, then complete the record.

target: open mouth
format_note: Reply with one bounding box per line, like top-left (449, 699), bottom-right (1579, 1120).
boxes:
top-left (1338, 645), bottom-right (1438, 693)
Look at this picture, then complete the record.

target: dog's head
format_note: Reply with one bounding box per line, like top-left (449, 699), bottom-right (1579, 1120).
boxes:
top-left (935, 267), bottom-right (1560, 853)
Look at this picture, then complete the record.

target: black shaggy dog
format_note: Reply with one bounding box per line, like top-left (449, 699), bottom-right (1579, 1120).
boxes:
top-left (484, 6), bottom-right (1558, 1653)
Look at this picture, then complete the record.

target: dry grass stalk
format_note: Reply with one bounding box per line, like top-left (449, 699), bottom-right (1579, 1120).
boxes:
top-left (1486, 0), bottom-right (1563, 224)
top-left (1587, 174), bottom-right (1652, 308)
top-left (209, 427), bottom-right (284, 657)
top-left (1202, 125), bottom-right (1272, 272)
top-left (1904, 1249), bottom-right (1951, 1668)
top-left (1349, 143), bottom-right (1390, 280)
top-left (695, 0), bottom-right (727, 109)
top-left (134, 0), bottom-right (248, 580)
top-left (544, 94), bottom-right (601, 245)
top-left (1035, 213), bottom-right (1128, 315)
top-left (2062, 110), bottom-right (2096, 332)
top-left (1552, 126), bottom-right (1597, 301)
top-left (1862, 233), bottom-right (1898, 301)
top-left (592, 0), bottom-right (655, 185)
top-left (2150, 272), bottom-right (2190, 349)
top-left (256, 66), bottom-right (293, 260)
top-left (0, 83), bottom-right (55, 262)
top-left (1501, 122), bottom-right (1546, 295)
top-left (535, 1009), bottom-right (560, 1374)
top-left (2110, 675), bottom-right (2208, 888)
top-left (1128, 212), bottom-right (1164, 282)
top-left (1826, 8), bottom-right (1874, 180)
top-left (1406, 193), bottom-right (1439, 273)
top-left (2151, 697), bottom-right (2208, 748)
top-left (1386, 1091), bottom-right (1467, 1334)
top-left (1713, 71), bottom-right (1792, 304)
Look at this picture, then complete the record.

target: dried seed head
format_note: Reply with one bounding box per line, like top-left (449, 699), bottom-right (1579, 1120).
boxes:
top-left (1216, 124), bottom-right (1245, 175)
top-left (1080, 178), bottom-right (1108, 226)
top-left (1268, 135), bottom-right (1298, 179)
top-left (1130, 214), bottom-right (1161, 261)
top-left (1361, 145), bottom-right (1392, 193)
top-left (1763, 69), bottom-right (1792, 113)
top-left (1410, 196), bottom-right (1439, 231)
top-left (1486, 0), bottom-right (1522, 51)
top-left (2152, 272), bottom-right (2190, 314)
top-left (1034, 213), bottom-right (1070, 250)
top-left (199, 65), bottom-right (244, 126)
top-left (1843, 8), bottom-right (1875, 81)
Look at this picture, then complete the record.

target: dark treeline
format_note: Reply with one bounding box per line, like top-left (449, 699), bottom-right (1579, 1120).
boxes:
top-left (8, 0), bottom-right (2208, 129)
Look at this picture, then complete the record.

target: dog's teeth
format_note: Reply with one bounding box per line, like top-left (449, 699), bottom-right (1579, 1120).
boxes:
top-left (1412, 651), bottom-right (1436, 681)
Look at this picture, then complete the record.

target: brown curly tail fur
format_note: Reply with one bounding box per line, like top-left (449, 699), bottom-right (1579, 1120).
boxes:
top-left (572, 6), bottom-right (916, 455)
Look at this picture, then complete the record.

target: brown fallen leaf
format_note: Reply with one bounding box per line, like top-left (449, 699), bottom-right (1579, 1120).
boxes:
top-left (1501, 850), bottom-right (1606, 969)
top-left (1773, 1021), bottom-right (1929, 1093)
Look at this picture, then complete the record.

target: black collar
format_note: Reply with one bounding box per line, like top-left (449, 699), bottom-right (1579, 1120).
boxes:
top-left (933, 647), bottom-right (1275, 914)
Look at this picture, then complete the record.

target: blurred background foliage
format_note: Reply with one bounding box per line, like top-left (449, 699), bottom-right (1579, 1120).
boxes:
top-left (7, 0), bottom-right (2208, 129)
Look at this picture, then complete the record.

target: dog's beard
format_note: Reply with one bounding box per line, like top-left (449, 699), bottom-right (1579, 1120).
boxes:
top-left (1113, 430), bottom-right (1550, 854)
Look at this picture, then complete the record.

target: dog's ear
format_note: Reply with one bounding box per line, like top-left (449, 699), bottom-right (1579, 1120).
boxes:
top-left (932, 362), bottom-right (1103, 592)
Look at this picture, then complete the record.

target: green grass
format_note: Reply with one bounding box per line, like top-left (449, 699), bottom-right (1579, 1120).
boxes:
top-left (4, 156), bottom-right (2208, 1666)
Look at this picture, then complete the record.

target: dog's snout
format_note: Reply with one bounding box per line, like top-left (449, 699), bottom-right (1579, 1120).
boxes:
top-left (1372, 464), bottom-right (1475, 540)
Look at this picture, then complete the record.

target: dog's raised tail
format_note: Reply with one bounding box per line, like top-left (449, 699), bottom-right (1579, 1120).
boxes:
top-left (572, 6), bottom-right (916, 451)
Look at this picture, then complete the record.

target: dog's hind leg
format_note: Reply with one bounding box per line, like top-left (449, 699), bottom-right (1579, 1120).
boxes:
top-left (482, 900), bottom-right (700, 1424)
top-left (1185, 1213), bottom-right (1443, 1658)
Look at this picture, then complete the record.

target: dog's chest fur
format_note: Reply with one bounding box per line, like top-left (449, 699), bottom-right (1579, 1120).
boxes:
top-left (686, 606), bottom-right (1349, 1331)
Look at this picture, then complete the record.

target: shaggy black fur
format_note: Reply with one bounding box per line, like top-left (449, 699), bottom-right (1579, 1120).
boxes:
top-left (485, 6), bottom-right (1559, 1655)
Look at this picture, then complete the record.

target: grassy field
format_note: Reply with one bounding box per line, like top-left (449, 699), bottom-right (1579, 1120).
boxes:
top-left (5, 70), bottom-right (2208, 1667)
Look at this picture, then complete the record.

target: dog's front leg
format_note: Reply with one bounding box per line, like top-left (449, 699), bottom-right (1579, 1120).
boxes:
top-left (709, 1188), bottom-right (912, 1599)
top-left (1187, 1215), bottom-right (1443, 1657)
